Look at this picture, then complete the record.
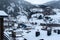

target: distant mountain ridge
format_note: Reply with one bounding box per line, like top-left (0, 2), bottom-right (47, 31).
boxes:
top-left (44, 0), bottom-right (60, 9)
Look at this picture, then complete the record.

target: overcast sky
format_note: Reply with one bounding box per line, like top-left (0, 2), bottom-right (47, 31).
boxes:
top-left (25, 0), bottom-right (59, 4)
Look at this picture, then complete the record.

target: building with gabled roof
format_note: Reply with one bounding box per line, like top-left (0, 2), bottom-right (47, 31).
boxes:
top-left (0, 10), bottom-right (8, 40)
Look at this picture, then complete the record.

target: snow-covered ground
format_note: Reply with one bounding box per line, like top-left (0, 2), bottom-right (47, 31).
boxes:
top-left (16, 25), bottom-right (60, 40)
top-left (4, 8), bottom-right (60, 40)
top-left (4, 19), bottom-right (60, 40)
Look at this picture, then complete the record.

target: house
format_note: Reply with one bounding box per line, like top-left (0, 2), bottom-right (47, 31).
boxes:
top-left (0, 10), bottom-right (8, 40)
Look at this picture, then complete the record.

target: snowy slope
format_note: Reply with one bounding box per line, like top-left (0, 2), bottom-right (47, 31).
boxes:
top-left (4, 8), bottom-right (60, 40)
top-left (15, 8), bottom-right (60, 40)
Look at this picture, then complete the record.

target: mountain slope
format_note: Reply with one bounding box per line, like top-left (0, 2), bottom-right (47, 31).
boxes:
top-left (44, 1), bottom-right (60, 9)
top-left (0, 0), bottom-right (36, 18)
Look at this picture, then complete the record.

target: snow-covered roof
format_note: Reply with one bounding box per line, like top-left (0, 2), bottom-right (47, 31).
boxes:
top-left (30, 8), bottom-right (43, 12)
top-left (0, 10), bottom-right (8, 17)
